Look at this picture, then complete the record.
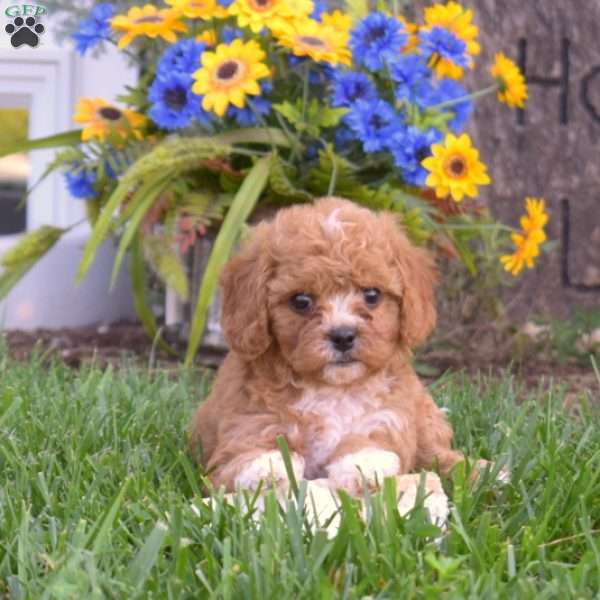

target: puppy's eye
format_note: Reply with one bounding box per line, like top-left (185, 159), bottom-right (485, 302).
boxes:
top-left (363, 288), bottom-right (381, 307)
top-left (290, 293), bottom-right (314, 314)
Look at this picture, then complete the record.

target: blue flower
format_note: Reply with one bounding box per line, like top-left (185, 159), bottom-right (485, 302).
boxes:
top-left (346, 99), bottom-right (403, 153)
top-left (418, 26), bottom-right (468, 68)
top-left (389, 54), bottom-right (431, 102)
top-left (71, 3), bottom-right (114, 56)
top-left (64, 166), bottom-right (97, 199)
top-left (221, 26), bottom-right (244, 44)
top-left (149, 72), bottom-right (211, 130)
top-left (157, 39), bottom-right (206, 76)
top-left (417, 79), bottom-right (472, 132)
top-left (331, 70), bottom-right (377, 108)
top-left (389, 126), bottom-right (442, 186)
top-left (350, 12), bottom-right (408, 71)
top-left (227, 82), bottom-right (272, 126)
top-left (217, 0), bottom-right (235, 6)
top-left (311, 0), bottom-right (328, 20)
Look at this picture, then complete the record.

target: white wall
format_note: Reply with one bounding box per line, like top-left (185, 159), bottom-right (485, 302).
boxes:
top-left (0, 6), bottom-right (140, 329)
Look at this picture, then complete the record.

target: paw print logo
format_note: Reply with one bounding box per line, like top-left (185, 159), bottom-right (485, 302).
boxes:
top-left (5, 16), bottom-right (45, 48)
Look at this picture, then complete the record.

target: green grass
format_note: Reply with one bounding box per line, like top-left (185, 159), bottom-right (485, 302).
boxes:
top-left (0, 349), bottom-right (599, 599)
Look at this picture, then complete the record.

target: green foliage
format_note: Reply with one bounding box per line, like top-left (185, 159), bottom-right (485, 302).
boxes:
top-left (143, 234), bottom-right (189, 301)
top-left (185, 155), bottom-right (273, 366)
top-left (0, 226), bottom-right (65, 300)
top-left (0, 357), bottom-right (599, 598)
top-left (268, 155), bottom-right (312, 203)
top-left (0, 129), bottom-right (82, 159)
top-left (274, 100), bottom-right (348, 138)
top-left (129, 236), bottom-right (177, 356)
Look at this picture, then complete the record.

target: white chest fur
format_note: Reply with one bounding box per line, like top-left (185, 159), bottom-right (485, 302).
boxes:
top-left (291, 375), bottom-right (404, 479)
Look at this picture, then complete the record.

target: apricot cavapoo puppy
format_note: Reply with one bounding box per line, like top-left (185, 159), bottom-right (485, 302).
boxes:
top-left (189, 197), bottom-right (465, 493)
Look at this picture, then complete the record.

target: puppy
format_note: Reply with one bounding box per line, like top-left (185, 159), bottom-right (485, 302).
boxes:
top-left (189, 197), bottom-right (465, 493)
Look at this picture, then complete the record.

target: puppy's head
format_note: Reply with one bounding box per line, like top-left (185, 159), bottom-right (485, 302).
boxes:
top-left (220, 197), bottom-right (437, 385)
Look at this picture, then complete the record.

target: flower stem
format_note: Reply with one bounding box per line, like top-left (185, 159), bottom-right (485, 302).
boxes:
top-left (430, 84), bottom-right (499, 111)
top-left (301, 62), bottom-right (311, 123)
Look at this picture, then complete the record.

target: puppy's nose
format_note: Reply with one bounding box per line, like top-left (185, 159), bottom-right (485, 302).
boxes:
top-left (328, 327), bottom-right (357, 352)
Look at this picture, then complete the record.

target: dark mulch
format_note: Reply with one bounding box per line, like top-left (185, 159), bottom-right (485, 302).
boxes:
top-left (2, 322), bottom-right (598, 395)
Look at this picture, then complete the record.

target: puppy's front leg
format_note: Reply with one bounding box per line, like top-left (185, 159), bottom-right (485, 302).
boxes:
top-left (325, 435), bottom-right (401, 494)
top-left (211, 448), bottom-right (305, 492)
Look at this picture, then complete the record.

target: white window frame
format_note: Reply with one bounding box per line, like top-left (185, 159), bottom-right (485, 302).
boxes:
top-left (0, 48), bottom-right (83, 230)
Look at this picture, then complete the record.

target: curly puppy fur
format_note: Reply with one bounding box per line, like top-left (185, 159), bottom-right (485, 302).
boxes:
top-left (189, 197), bottom-right (464, 492)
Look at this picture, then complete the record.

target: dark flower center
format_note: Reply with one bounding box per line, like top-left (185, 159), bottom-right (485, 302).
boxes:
top-left (299, 35), bottom-right (327, 49)
top-left (369, 114), bottom-right (388, 130)
top-left (217, 60), bottom-right (239, 80)
top-left (98, 107), bottom-right (123, 120)
top-left (164, 85), bottom-right (187, 110)
top-left (134, 15), bottom-right (163, 24)
top-left (366, 25), bottom-right (386, 43)
top-left (250, 0), bottom-right (273, 9)
top-left (416, 146), bottom-right (430, 162)
top-left (449, 157), bottom-right (466, 176)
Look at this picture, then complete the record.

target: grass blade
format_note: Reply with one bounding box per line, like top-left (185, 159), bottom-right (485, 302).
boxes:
top-left (126, 521), bottom-right (169, 591)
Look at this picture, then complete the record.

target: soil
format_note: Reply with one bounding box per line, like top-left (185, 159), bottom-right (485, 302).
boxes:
top-left (2, 322), bottom-right (598, 398)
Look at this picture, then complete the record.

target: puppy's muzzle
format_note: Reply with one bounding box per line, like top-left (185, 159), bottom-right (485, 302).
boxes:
top-left (328, 326), bottom-right (357, 353)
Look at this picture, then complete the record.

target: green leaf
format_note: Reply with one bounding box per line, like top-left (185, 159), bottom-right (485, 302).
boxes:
top-left (213, 127), bottom-right (291, 148)
top-left (143, 234), bottom-right (189, 301)
top-left (306, 100), bottom-right (348, 129)
top-left (109, 176), bottom-right (172, 289)
top-left (273, 101), bottom-right (304, 132)
top-left (129, 237), bottom-right (178, 357)
top-left (0, 226), bottom-right (66, 301)
top-left (0, 129), bottom-right (82, 159)
top-left (1, 225), bottom-right (65, 268)
top-left (184, 154), bottom-right (272, 366)
top-left (0, 261), bottom-right (35, 300)
top-left (77, 171), bottom-right (164, 283)
top-left (269, 155), bottom-right (312, 202)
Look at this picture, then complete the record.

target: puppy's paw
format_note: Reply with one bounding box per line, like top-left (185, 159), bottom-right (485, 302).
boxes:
top-left (234, 451), bottom-right (305, 491)
top-left (326, 448), bottom-right (400, 494)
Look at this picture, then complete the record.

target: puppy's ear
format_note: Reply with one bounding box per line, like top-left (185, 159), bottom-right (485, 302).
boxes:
top-left (387, 218), bottom-right (438, 349)
top-left (220, 224), bottom-right (272, 359)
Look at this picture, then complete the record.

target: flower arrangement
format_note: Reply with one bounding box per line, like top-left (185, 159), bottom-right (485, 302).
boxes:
top-left (0, 0), bottom-right (548, 364)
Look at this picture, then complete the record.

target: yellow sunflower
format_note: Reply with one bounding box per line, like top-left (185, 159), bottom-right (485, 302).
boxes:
top-left (165, 0), bottom-right (227, 19)
top-left (73, 98), bottom-right (147, 145)
top-left (423, 1), bottom-right (480, 79)
top-left (228, 0), bottom-right (313, 34)
top-left (491, 52), bottom-right (528, 108)
top-left (192, 39), bottom-right (270, 117)
top-left (520, 197), bottom-right (548, 233)
top-left (276, 18), bottom-right (351, 66)
top-left (321, 10), bottom-right (352, 34)
top-left (501, 197), bottom-right (548, 275)
top-left (111, 5), bottom-right (187, 48)
top-left (422, 133), bottom-right (491, 202)
top-left (500, 229), bottom-right (546, 276)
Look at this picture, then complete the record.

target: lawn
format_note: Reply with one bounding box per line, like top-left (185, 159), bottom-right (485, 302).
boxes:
top-left (1, 348), bottom-right (599, 599)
